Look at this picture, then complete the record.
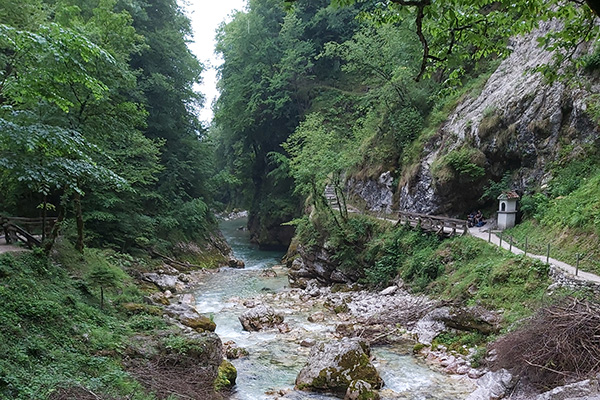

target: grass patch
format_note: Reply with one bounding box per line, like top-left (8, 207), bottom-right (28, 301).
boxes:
top-left (428, 236), bottom-right (550, 327)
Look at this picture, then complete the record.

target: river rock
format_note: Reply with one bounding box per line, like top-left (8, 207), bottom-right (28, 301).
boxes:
top-left (301, 338), bottom-right (316, 348)
top-left (143, 273), bottom-right (180, 292)
top-left (295, 337), bottom-right (383, 394)
top-left (178, 293), bottom-right (195, 305)
top-left (305, 280), bottom-right (322, 297)
top-left (261, 268), bottom-right (277, 277)
top-left (239, 305), bottom-right (284, 331)
top-left (165, 303), bottom-right (216, 332)
top-left (223, 340), bottom-right (249, 359)
top-left (466, 369), bottom-right (515, 400)
top-left (379, 286), bottom-right (398, 296)
top-left (308, 311), bottom-right (325, 323)
top-left (145, 291), bottom-right (170, 305)
top-left (228, 258), bottom-right (245, 268)
top-left (345, 380), bottom-right (380, 400)
top-left (278, 323), bottom-right (291, 333)
top-left (536, 378), bottom-right (600, 400)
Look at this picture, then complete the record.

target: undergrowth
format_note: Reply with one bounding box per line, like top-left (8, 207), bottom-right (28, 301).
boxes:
top-left (0, 240), bottom-right (218, 400)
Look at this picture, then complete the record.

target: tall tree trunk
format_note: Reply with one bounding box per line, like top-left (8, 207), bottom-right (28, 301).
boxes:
top-left (74, 191), bottom-right (84, 253)
top-left (41, 194), bottom-right (47, 242)
top-left (43, 207), bottom-right (64, 254)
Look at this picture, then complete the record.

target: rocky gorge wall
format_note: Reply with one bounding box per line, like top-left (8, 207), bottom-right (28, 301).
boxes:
top-left (395, 21), bottom-right (599, 216)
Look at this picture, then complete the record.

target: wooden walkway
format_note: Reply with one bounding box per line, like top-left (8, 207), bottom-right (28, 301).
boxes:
top-left (396, 211), bottom-right (468, 237)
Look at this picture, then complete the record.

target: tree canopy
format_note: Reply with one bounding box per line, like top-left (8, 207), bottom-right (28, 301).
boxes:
top-left (0, 0), bottom-right (218, 253)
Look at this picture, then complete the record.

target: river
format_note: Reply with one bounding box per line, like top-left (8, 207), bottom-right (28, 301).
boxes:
top-left (193, 217), bottom-right (474, 399)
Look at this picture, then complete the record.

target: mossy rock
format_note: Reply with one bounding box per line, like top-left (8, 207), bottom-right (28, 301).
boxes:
top-left (346, 379), bottom-right (380, 400)
top-left (180, 314), bottom-right (217, 332)
top-left (295, 338), bottom-right (383, 394)
top-left (214, 359), bottom-right (237, 391)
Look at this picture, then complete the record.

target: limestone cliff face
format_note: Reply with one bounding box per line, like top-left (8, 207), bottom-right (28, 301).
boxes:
top-left (398, 22), bottom-right (599, 216)
top-left (346, 171), bottom-right (394, 214)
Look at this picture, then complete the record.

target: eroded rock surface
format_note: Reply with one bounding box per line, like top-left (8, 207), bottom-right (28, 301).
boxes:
top-left (466, 369), bottom-right (515, 400)
top-left (239, 305), bottom-right (284, 331)
top-left (165, 303), bottom-right (216, 332)
top-left (295, 337), bottom-right (383, 394)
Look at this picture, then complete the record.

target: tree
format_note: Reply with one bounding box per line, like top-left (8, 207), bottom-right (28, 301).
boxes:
top-left (0, 21), bottom-right (133, 251)
top-left (86, 252), bottom-right (127, 309)
top-left (283, 113), bottom-right (360, 226)
top-left (287, 0), bottom-right (599, 84)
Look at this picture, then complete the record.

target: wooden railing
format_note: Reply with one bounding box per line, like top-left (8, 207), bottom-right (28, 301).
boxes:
top-left (396, 211), bottom-right (468, 237)
top-left (1, 217), bottom-right (57, 248)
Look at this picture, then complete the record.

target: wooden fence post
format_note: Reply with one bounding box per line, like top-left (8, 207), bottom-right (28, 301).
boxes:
top-left (488, 230), bottom-right (491, 243)
top-left (576, 254), bottom-right (580, 276)
top-left (546, 244), bottom-right (550, 265)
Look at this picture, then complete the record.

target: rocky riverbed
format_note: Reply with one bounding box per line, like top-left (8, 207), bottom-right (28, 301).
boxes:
top-left (139, 256), bottom-right (600, 400)
top-left (135, 214), bottom-right (600, 400)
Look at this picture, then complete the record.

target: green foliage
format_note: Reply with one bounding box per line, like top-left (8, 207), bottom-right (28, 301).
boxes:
top-left (0, 250), bottom-right (157, 399)
top-left (432, 146), bottom-right (486, 184)
top-left (0, 0), bottom-right (219, 254)
top-left (161, 335), bottom-right (206, 357)
top-left (363, 225), bottom-right (441, 288)
top-left (520, 193), bottom-right (549, 220)
top-left (213, 0), bottom-right (362, 241)
top-left (480, 171), bottom-right (513, 203)
top-left (542, 173), bottom-right (600, 235)
top-left (316, 0), bottom-right (598, 85)
top-left (429, 238), bottom-right (550, 325)
top-left (432, 331), bottom-right (487, 355)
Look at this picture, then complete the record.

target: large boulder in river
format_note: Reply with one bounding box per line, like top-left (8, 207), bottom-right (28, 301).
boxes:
top-left (295, 338), bottom-right (383, 394)
top-left (239, 305), bottom-right (284, 331)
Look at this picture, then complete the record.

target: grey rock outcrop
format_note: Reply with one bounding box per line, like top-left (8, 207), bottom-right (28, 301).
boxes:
top-left (536, 378), bottom-right (600, 400)
top-left (142, 273), bottom-right (179, 292)
top-left (295, 338), bottom-right (383, 394)
top-left (288, 245), bottom-right (360, 286)
top-left (238, 305), bottom-right (284, 331)
top-left (411, 305), bottom-right (500, 344)
top-left (466, 369), bottom-right (515, 400)
top-left (347, 171), bottom-right (394, 214)
top-left (399, 21), bottom-right (599, 215)
top-left (438, 306), bottom-right (502, 334)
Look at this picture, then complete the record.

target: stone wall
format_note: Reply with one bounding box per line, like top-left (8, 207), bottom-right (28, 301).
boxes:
top-left (548, 265), bottom-right (600, 292)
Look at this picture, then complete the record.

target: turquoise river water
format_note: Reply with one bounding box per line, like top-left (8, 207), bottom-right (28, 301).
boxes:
top-left (193, 217), bottom-right (474, 400)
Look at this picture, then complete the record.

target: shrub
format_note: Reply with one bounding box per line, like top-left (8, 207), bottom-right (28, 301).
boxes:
top-left (492, 296), bottom-right (600, 390)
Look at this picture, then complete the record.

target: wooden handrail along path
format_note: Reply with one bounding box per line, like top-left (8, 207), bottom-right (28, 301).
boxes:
top-left (1, 216), bottom-right (57, 249)
top-left (396, 211), bottom-right (469, 237)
